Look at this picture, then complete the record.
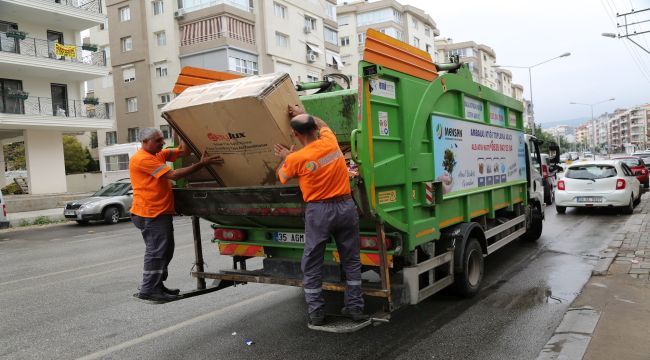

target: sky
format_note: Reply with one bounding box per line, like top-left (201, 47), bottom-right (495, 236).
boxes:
top-left (402, 0), bottom-right (650, 125)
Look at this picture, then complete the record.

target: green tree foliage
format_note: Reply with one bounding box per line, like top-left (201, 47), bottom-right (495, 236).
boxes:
top-left (84, 147), bottom-right (99, 172)
top-left (3, 142), bottom-right (25, 170)
top-left (63, 136), bottom-right (89, 174)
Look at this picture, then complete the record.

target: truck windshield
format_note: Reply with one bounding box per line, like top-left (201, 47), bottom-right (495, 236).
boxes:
top-left (565, 165), bottom-right (617, 180)
top-left (94, 182), bottom-right (131, 196)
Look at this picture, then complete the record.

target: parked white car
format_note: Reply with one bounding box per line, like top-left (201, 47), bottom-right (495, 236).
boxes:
top-left (555, 160), bottom-right (641, 214)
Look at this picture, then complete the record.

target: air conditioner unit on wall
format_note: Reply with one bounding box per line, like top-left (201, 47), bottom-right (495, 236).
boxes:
top-left (306, 52), bottom-right (317, 63)
top-left (303, 26), bottom-right (312, 34)
top-left (174, 9), bottom-right (185, 19)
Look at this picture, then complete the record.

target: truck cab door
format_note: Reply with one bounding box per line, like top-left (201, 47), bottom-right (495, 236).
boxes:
top-left (527, 138), bottom-right (544, 206)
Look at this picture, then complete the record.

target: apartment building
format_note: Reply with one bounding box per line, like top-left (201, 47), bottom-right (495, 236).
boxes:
top-left (511, 83), bottom-right (524, 101)
top-left (337, 0), bottom-right (439, 85)
top-left (0, 0), bottom-right (111, 193)
top-left (435, 38), bottom-right (498, 90)
top-left (87, 0), bottom-right (340, 155)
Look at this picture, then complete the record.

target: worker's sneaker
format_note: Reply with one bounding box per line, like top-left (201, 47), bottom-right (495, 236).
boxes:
top-left (341, 307), bottom-right (369, 321)
top-left (137, 292), bottom-right (179, 303)
top-left (308, 308), bottom-right (326, 326)
top-left (162, 285), bottom-right (180, 295)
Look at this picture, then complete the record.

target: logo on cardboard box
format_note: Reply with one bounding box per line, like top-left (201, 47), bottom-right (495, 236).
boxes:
top-left (207, 132), bottom-right (247, 142)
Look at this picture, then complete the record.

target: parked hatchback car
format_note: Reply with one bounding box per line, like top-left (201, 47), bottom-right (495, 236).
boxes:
top-left (63, 179), bottom-right (133, 225)
top-left (555, 160), bottom-right (641, 214)
top-left (613, 156), bottom-right (649, 188)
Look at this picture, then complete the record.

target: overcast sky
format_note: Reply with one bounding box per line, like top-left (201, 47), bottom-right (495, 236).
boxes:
top-left (402, 0), bottom-right (650, 125)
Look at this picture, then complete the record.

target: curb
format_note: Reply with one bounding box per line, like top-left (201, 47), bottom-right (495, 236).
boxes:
top-left (8, 214), bottom-right (66, 227)
top-left (536, 307), bottom-right (601, 360)
top-left (592, 248), bottom-right (618, 276)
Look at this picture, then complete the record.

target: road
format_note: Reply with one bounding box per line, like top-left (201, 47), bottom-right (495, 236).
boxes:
top-left (0, 204), bottom-right (634, 360)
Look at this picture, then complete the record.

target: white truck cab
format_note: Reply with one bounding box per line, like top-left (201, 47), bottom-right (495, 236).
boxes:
top-left (99, 142), bottom-right (141, 187)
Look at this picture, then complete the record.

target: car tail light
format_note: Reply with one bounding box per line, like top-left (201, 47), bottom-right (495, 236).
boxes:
top-left (360, 236), bottom-right (392, 250)
top-left (641, 168), bottom-right (648, 175)
top-left (214, 228), bottom-right (245, 241)
top-left (616, 179), bottom-right (626, 190)
top-left (557, 180), bottom-right (565, 191)
top-left (542, 164), bottom-right (549, 178)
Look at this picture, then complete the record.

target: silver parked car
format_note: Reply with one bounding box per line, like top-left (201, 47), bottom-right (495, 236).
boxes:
top-left (64, 179), bottom-right (132, 225)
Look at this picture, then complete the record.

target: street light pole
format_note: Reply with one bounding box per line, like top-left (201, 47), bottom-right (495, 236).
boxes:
top-left (494, 52), bottom-right (571, 132)
top-left (569, 98), bottom-right (615, 158)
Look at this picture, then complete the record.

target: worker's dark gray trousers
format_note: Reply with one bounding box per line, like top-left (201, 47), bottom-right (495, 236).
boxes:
top-left (132, 214), bottom-right (174, 295)
top-left (302, 199), bottom-right (364, 314)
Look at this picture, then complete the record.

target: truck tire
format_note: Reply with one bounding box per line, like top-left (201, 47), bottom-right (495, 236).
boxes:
top-left (556, 206), bottom-right (566, 214)
top-left (522, 206), bottom-right (543, 241)
top-left (103, 207), bottom-right (120, 225)
top-left (453, 237), bottom-right (484, 298)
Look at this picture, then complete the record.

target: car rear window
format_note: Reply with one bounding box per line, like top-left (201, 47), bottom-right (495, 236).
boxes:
top-left (565, 165), bottom-right (618, 180)
top-left (619, 158), bottom-right (641, 167)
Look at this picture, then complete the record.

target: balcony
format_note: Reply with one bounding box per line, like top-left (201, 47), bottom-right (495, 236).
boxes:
top-left (0, 0), bottom-right (105, 31)
top-left (0, 94), bottom-right (112, 131)
top-left (180, 0), bottom-right (254, 14)
top-left (179, 14), bottom-right (256, 55)
top-left (0, 31), bottom-right (108, 81)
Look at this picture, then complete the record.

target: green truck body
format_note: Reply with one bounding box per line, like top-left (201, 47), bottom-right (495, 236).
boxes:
top-left (173, 31), bottom-right (551, 314)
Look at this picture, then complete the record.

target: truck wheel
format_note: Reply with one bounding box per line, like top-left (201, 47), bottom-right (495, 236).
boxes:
top-left (556, 206), bottom-right (566, 214)
top-left (453, 237), bottom-right (484, 298)
top-left (103, 207), bottom-right (120, 225)
top-left (522, 207), bottom-right (543, 241)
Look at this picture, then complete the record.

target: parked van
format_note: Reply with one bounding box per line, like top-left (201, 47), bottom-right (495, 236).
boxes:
top-left (99, 143), bottom-right (141, 186)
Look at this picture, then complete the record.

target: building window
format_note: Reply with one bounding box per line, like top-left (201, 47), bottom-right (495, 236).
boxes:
top-left (358, 32), bottom-right (366, 44)
top-left (152, 0), bottom-right (164, 15)
top-left (413, 36), bottom-right (420, 48)
top-left (393, 9), bottom-right (402, 23)
top-left (304, 16), bottom-right (317, 31)
top-left (155, 31), bottom-right (166, 46)
top-left (102, 46), bottom-right (111, 63)
top-left (127, 127), bottom-right (140, 142)
top-left (90, 132), bottom-right (98, 149)
top-left (324, 27), bottom-right (337, 45)
top-left (273, 2), bottom-right (286, 18)
top-left (340, 36), bottom-right (350, 46)
top-left (307, 71), bottom-right (319, 82)
top-left (228, 57), bottom-right (258, 75)
top-left (106, 102), bottom-right (114, 118)
top-left (424, 27), bottom-right (431, 37)
top-left (122, 67), bottom-right (135, 82)
top-left (326, 3), bottom-right (336, 21)
top-left (411, 18), bottom-right (418, 30)
top-left (275, 32), bottom-right (288, 48)
top-left (106, 154), bottom-right (129, 171)
top-left (160, 93), bottom-right (171, 104)
top-left (119, 6), bottom-right (131, 22)
top-left (106, 131), bottom-right (117, 145)
top-left (426, 44), bottom-right (432, 53)
top-left (126, 97), bottom-right (138, 113)
top-left (120, 36), bottom-right (132, 52)
top-left (338, 15), bottom-right (349, 26)
top-left (160, 125), bottom-right (172, 139)
top-left (156, 65), bottom-right (168, 77)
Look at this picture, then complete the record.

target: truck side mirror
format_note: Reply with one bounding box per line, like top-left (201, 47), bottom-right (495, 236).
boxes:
top-left (548, 143), bottom-right (561, 164)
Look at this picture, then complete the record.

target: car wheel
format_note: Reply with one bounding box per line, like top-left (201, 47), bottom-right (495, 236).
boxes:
top-left (103, 207), bottom-right (120, 225)
top-left (556, 205), bottom-right (566, 214)
top-left (75, 220), bottom-right (89, 225)
top-left (453, 237), bottom-right (484, 298)
top-left (622, 196), bottom-right (634, 215)
top-left (645, 180), bottom-right (649, 189)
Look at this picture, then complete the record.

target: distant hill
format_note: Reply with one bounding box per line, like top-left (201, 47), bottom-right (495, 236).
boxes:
top-left (540, 117), bottom-right (590, 129)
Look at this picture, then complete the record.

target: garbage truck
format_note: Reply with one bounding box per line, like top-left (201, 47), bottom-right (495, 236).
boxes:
top-left (162, 29), bottom-right (559, 330)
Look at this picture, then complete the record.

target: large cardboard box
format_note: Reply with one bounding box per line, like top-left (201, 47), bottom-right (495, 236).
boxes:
top-left (162, 73), bottom-right (301, 187)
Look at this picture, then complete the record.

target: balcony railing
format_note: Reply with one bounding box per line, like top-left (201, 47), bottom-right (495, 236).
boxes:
top-left (0, 31), bottom-right (106, 67)
top-left (52, 0), bottom-right (103, 15)
top-left (1, 95), bottom-right (109, 119)
top-left (180, 0), bottom-right (253, 13)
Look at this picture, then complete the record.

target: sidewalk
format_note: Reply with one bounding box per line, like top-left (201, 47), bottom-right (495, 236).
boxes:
top-left (538, 192), bottom-right (650, 360)
top-left (6, 207), bottom-right (66, 227)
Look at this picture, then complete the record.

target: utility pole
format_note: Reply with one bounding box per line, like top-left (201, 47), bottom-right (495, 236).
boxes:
top-left (602, 7), bottom-right (650, 54)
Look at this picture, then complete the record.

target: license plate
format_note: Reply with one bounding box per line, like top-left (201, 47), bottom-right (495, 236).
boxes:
top-left (274, 232), bottom-right (305, 244)
top-left (576, 197), bottom-right (602, 203)
top-left (64, 210), bottom-right (76, 216)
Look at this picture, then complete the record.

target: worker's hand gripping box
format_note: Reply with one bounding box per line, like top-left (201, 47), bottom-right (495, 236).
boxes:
top-left (162, 73), bottom-right (301, 187)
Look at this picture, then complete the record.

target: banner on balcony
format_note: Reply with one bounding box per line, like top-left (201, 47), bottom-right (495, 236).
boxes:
top-left (55, 43), bottom-right (76, 58)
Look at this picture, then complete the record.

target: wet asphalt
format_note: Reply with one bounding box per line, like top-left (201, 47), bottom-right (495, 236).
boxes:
top-left (0, 202), bottom-right (633, 360)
